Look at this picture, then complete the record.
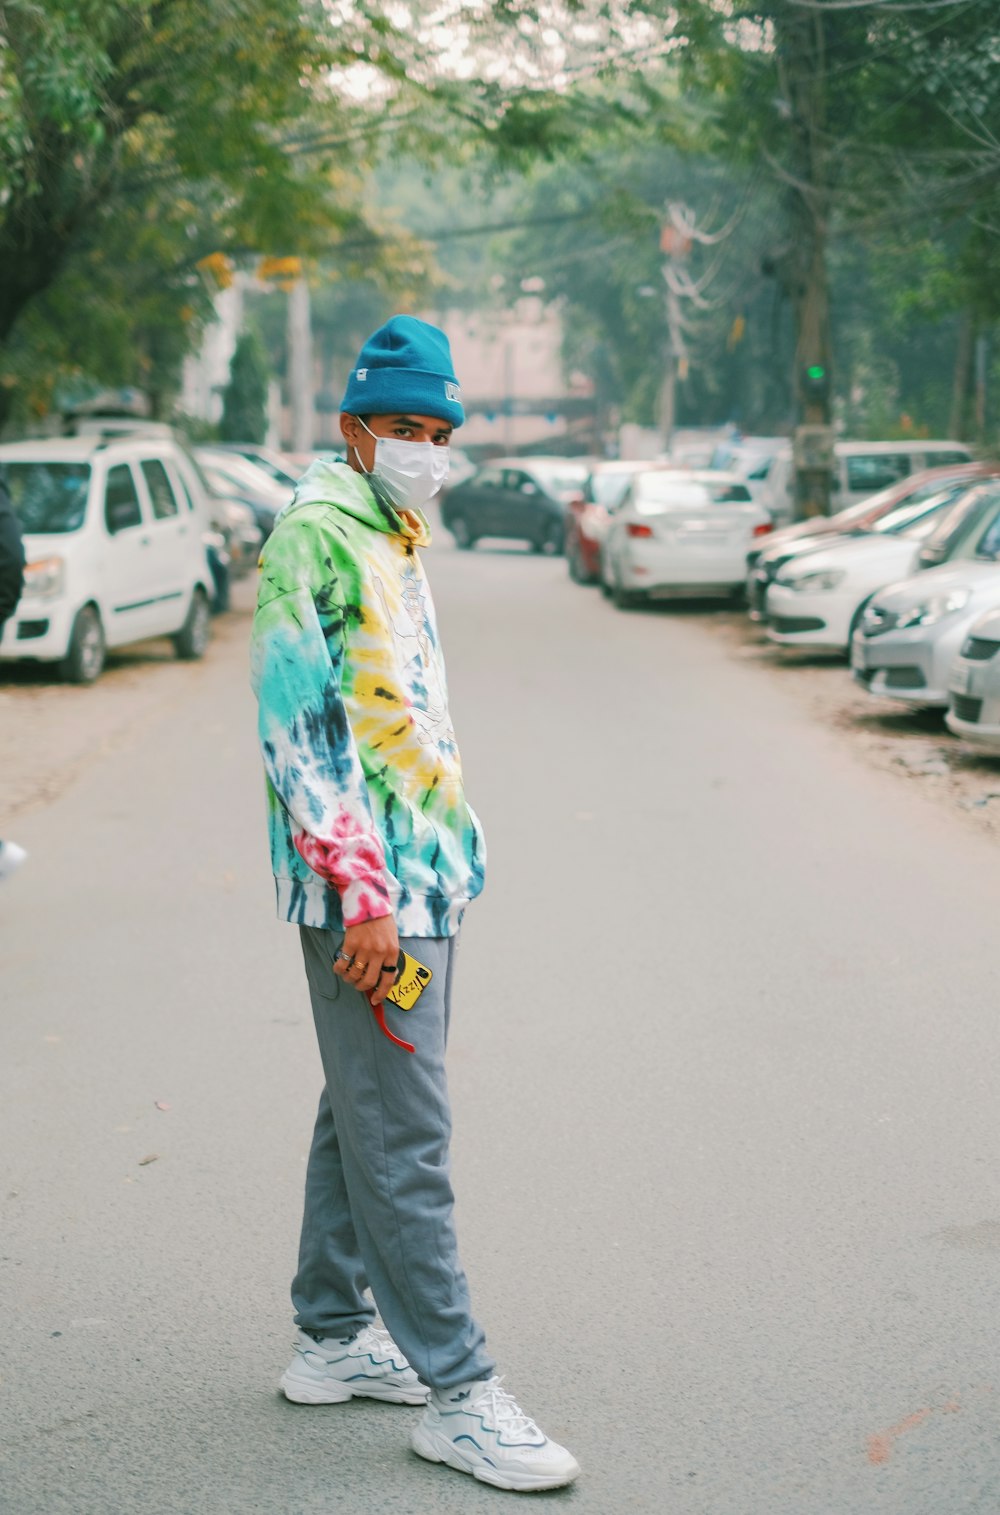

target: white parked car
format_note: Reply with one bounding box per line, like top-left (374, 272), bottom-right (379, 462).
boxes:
top-left (601, 470), bottom-right (772, 608)
top-left (0, 435), bottom-right (214, 683)
top-left (764, 492), bottom-right (960, 652)
top-left (745, 464), bottom-right (995, 616)
top-left (947, 605), bottom-right (1000, 750)
top-left (851, 487), bottom-right (1000, 707)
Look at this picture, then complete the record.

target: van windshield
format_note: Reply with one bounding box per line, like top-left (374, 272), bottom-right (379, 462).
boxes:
top-left (4, 461), bottom-right (91, 533)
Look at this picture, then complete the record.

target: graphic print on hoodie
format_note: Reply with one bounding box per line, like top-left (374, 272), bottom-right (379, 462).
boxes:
top-left (249, 460), bottom-right (485, 937)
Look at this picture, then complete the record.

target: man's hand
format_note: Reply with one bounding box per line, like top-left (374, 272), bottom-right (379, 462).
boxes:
top-left (334, 914), bottom-right (401, 1004)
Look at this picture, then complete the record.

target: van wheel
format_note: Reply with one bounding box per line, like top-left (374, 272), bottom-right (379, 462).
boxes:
top-left (60, 605), bottom-right (105, 684)
top-left (173, 587), bottom-right (211, 660)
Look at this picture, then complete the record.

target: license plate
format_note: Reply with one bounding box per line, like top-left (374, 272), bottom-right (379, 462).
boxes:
top-left (950, 663), bottom-right (973, 697)
top-left (678, 526), bottom-right (726, 544)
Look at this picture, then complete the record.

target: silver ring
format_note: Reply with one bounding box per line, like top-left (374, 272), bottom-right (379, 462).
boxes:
top-left (334, 950), bottom-right (354, 966)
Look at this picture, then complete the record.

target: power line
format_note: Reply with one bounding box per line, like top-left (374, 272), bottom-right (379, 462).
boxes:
top-left (788, 0), bottom-right (983, 11)
top-left (326, 208), bottom-right (601, 254)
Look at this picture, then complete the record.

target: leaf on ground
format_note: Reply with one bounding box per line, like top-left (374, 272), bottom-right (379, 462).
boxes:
top-left (138, 1154), bottom-right (159, 1166)
top-left (154, 1101), bottom-right (171, 1111)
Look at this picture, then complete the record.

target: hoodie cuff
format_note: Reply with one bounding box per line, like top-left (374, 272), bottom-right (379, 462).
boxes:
top-left (339, 874), bottom-right (394, 928)
top-left (292, 830), bottom-right (394, 927)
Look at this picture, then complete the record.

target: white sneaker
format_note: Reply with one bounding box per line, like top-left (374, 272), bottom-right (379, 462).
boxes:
top-left (280, 1325), bottom-right (429, 1405)
top-left (0, 841), bottom-right (27, 880)
top-left (411, 1376), bottom-right (580, 1491)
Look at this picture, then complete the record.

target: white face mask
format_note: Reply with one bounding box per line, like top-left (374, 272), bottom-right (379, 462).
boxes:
top-left (356, 419), bottom-right (450, 513)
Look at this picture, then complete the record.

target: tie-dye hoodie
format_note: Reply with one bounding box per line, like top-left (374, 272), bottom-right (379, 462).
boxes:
top-left (249, 459), bottom-right (485, 937)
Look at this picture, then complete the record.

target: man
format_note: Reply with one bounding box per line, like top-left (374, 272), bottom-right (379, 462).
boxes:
top-left (250, 315), bottom-right (579, 1493)
top-left (0, 473), bottom-right (27, 880)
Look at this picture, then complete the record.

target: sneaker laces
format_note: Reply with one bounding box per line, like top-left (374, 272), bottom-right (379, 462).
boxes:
top-left (470, 1377), bottom-right (543, 1441)
top-left (364, 1324), bottom-right (405, 1366)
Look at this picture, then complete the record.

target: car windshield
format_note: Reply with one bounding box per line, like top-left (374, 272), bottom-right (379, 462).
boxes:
top-left (834, 480), bottom-right (920, 529)
top-left (918, 485), bottom-right (990, 554)
top-left (4, 461), bottom-right (91, 533)
top-left (829, 473), bottom-right (967, 533)
top-left (199, 464), bottom-right (242, 500)
top-left (590, 470), bottom-right (639, 510)
top-left (197, 451), bottom-right (289, 503)
top-left (528, 464), bottom-right (588, 498)
top-left (633, 476), bottom-right (752, 512)
top-left (870, 491), bottom-right (955, 536)
top-left (939, 487), bottom-right (1000, 560)
top-left (237, 449), bottom-right (297, 486)
top-left (974, 507), bottom-right (1000, 562)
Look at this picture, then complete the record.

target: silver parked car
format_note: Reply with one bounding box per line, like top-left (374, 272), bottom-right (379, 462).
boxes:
top-left (851, 486), bottom-right (1000, 707)
top-left (946, 606), bottom-right (1000, 751)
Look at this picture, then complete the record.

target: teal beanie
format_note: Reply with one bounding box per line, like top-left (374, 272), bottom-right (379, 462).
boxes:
top-left (341, 315), bottom-right (464, 428)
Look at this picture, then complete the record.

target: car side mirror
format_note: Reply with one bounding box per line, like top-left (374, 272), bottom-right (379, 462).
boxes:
top-left (520, 480), bottom-right (539, 496)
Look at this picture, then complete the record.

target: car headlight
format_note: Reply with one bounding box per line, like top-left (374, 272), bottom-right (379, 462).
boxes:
top-left (776, 567), bottom-right (846, 592)
top-left (894, 588), bottom-right (971, 628)
top-left (23, 556), bottom-right (65, 599)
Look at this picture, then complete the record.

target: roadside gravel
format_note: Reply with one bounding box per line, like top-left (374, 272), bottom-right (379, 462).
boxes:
top-left (701, 607), bottom-right (1000, 843)
top-left (0, 582), bottom-right (255, 831)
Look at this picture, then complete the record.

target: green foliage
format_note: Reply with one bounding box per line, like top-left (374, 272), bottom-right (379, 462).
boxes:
top-left (220, 328), bottom-right (270, 443)
top-left (0, 0), bottom-right (388, 425)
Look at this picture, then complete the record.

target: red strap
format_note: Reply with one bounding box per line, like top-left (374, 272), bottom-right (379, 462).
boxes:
top-left (368, 996), bottom-right (415, 1053)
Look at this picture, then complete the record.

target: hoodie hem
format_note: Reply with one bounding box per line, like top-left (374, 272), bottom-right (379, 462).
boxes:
top-left (274, 876), bottom-right (471, 938)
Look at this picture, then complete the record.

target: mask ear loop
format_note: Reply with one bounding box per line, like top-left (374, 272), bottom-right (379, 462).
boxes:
top-left (351, 416), bottom-right (378, 474)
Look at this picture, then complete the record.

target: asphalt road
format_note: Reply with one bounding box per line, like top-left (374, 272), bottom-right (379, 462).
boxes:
top-left (4, 533), bottom-right (1000, 1515)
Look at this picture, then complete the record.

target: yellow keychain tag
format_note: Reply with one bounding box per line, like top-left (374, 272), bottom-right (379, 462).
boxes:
top-left (385, 952), bottom-right (433, 1011)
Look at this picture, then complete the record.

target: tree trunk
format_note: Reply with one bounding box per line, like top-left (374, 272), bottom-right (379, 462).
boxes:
top-left (776, 4), bottom-right (834, 517)
top-left (949, 311), bottom-right (976, 440)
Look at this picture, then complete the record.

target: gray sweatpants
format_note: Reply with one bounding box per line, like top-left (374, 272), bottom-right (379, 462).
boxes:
top-left (291, 926), bottom-right (495, 1391)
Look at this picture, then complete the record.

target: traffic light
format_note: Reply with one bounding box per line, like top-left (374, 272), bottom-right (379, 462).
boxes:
top-left (802, 362), bottom-right (830, 407)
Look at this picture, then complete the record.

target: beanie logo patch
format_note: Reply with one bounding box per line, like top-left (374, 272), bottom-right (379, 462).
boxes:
top-left (444, 381), bottom-right (461, 404)
top-left (356, 368), bottom-right (368, 381)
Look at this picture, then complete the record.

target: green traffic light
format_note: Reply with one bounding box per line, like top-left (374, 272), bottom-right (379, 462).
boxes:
top-left (806, 365), bottom-right (827, 380)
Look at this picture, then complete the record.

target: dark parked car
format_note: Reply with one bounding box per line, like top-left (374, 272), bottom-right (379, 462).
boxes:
top-left (440, 458), bottom-right (589, 554)
top-left (213, 444), bottom-right (301, 489)
top-left (194, 447), bottom-right (292, 542)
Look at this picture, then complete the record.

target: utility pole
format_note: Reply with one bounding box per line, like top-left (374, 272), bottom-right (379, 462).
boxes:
top-left (502, 340), bottom-right (514, 452)
top-left (659, 220), bottom-right (692, 454)
top-left (774, 4), bottom-right (835, 518)
top-left (975, 331), bottom-right (988, 439)
top-left (287, 273), bottom-right (314, 454)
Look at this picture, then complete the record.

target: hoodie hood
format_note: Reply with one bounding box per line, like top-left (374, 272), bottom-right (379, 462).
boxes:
top-left (282, 458), bottom-right (431, 547)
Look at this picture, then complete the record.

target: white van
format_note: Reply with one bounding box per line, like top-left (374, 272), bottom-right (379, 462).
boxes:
top-left (1, 435), bottom-right (214, 683)
top-left (761, 439), bottom-right (975, 523)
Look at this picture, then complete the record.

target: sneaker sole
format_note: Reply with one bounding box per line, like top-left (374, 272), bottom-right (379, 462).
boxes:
top-left (411, 1424), bottom-right (580, 1491)
top-left (280, 1370), bottom-right (428, 1406)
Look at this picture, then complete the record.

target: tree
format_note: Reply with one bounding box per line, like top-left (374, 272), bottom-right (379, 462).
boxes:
top-left (0, 0), bottom-right (383, 428)
top-left (220, 329), bottom-right (270, 443)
